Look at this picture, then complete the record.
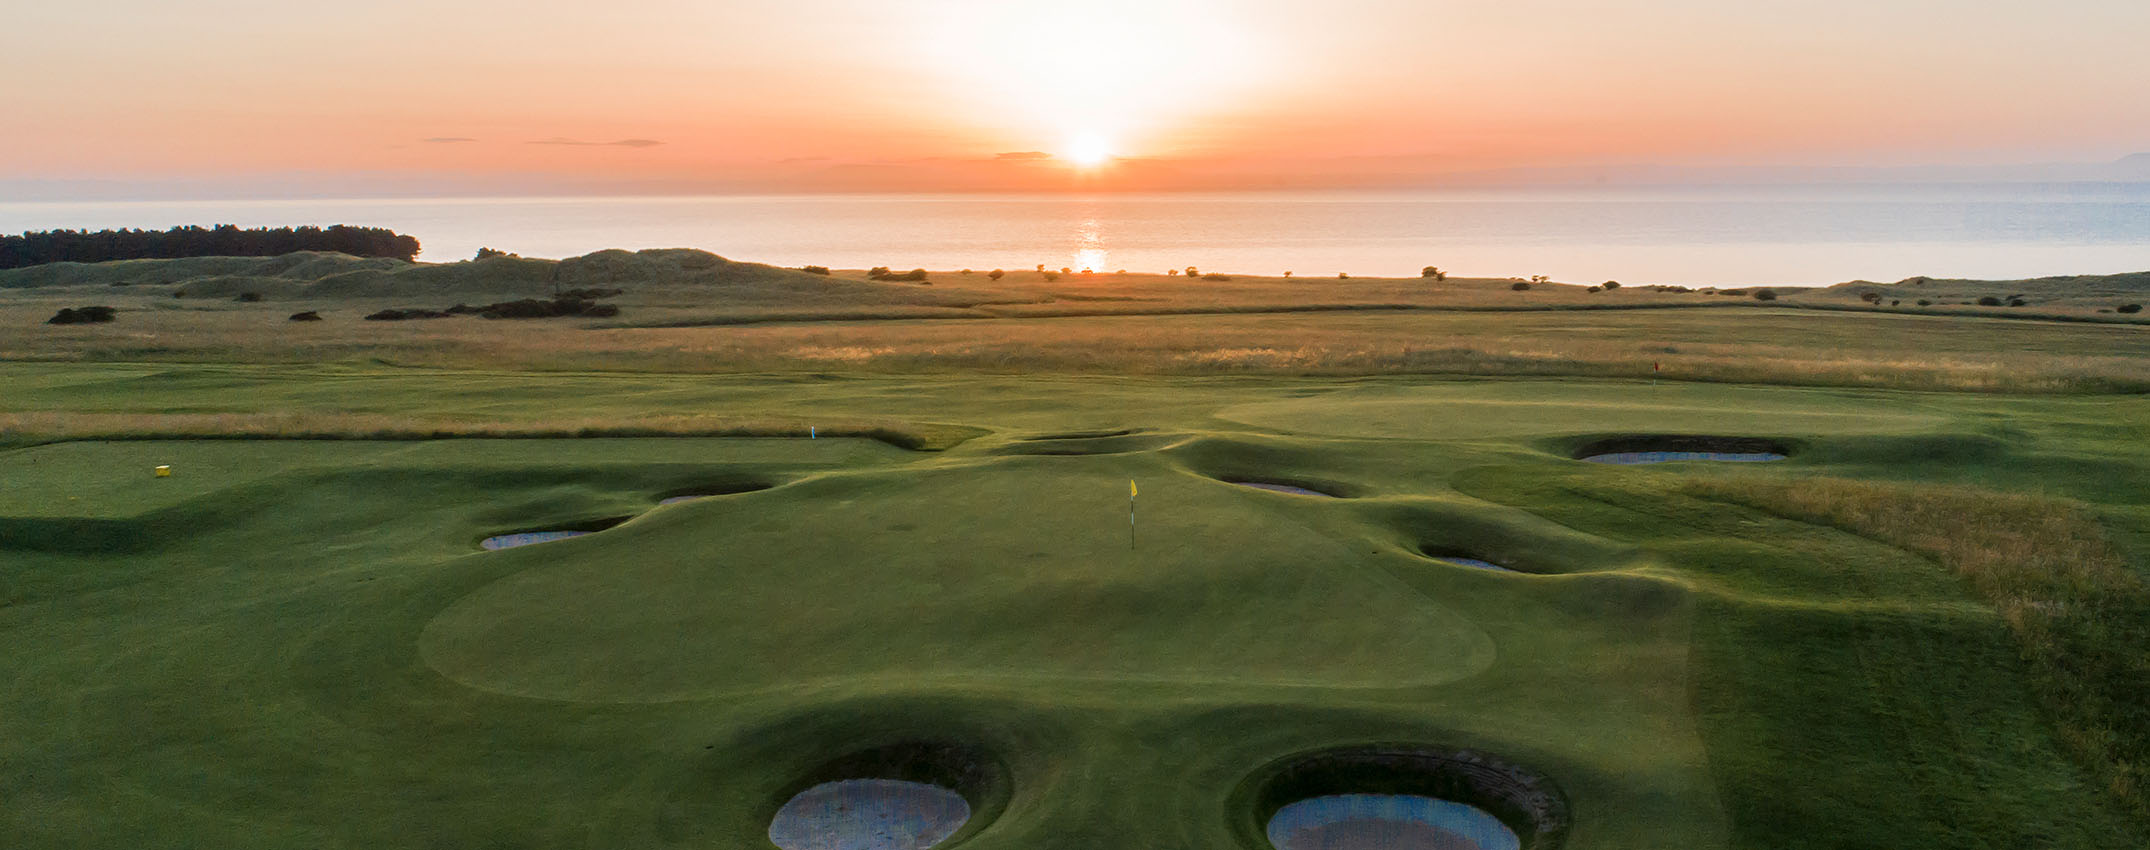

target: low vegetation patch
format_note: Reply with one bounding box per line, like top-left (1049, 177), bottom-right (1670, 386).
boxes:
top-left (45, 305), bottom-right (117, 325)
top-left (1690, 476), bottom-right (2150, 821)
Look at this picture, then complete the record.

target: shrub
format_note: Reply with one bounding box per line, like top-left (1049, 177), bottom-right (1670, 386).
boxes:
top-left (2008, 298), bottom-right (2027, 307)
top-left (1753, 288), bottom-right (1777, 301)
top-left (1040, 272), bottom-right (1059, 282)
top-left (1167, 269), bottom-right (1179, 276)
top-left (236, 292), bottom-right (262, 302)
top-left (1200, 273), bottom-right (1232, 281)
top-left (1601, 280), bottom-right (1620, 290)
top-left (1890, 299), bottom-right (1900, 306)
top-left (1977, 296), bottom-right (2002, 306)
top-left (960, 269), bottom-right (972, 275)
top-left (288, 311), bottom-right (322, 321)
top-left (987, 269), bottom-right (1005, 281)
top-left (46, 306), bottom-right (117, 325)
top-left (800, 265), bottom-right (831, 275)
top-left (1917, 299), bottom-right (1932, 306)
top-left (1529, 275), bottom-right (1549, 285)
top-left (1510, 282), bottom-right (1531, 291)
top-left (475, 247), bottom-right (509, 260)
top-left (1421, 266), bottom-right (1446, 280)
top-left (869, 268), bottom-right (928, 282)
top-left (2117, 303), bottom-right (2141, 314)
top-left (1720, 288), bottom-right (1748, 296)
top-left (1060, 267), bottom-right (1072, 275)
top-left (365, 308), bottom-right (456, 321)
top-left (1337, 272), bottom-right (1350, 279)
top-left (1859, 292), bottom-right (1883, 304)
top-left (1587, 286), bottom-right (1602, 293)
top-left (1185, 266), bottom-right (1199, 277)
top-left (1283, 271), bottom-right (1293, 278)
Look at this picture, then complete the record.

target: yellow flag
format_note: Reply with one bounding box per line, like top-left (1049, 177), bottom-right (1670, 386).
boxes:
top-left (1129, 479), bottom-right (1138, 498)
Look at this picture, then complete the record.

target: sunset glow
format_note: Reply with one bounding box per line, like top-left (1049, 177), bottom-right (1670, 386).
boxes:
top-left (2, 0), bottom-right (2147, 196)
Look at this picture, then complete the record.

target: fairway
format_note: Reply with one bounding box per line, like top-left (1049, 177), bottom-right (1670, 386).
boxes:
top-left (5, 364), bottom-right (2146, 848)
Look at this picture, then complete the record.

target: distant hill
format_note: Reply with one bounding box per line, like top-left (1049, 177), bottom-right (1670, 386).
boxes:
top-left (0, 248), bottom-right (1028, 312)
top-left (1801, 270), bottom-right (2150, 312)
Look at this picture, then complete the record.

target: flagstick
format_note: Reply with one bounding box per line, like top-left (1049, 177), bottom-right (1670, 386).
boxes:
top-left (1129, 480), bottom-right (1137, 550)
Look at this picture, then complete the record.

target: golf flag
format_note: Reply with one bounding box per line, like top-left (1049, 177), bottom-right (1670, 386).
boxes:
top-left (1128, 479), bottom-right (1138, 549)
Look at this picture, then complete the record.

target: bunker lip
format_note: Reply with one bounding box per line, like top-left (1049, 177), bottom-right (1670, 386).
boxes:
top-left (765, 741), bottom-right (1006, 849)
top-left (1019, 428), bottom-right (1140, 441)
top-left (1225, 479), bottom-right (1347, 499)
top-left (657, 480), bottom-right (773, 505)
top-left (1418, 545), bottom-right (1522, 573)
top-left (477, 515), bottom-right (629, 550)
top-left (1241, 745), bottom-right (1571, 850)
top-left (1570, 434), bottom-right (1790, 464)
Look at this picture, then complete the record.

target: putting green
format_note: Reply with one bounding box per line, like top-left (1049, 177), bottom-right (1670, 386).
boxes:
top-left (421, 459), bottom-right (1496, 702)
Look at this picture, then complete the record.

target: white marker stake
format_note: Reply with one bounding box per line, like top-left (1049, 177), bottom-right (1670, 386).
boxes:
top-left (810, 426), bottom-right (816, 439)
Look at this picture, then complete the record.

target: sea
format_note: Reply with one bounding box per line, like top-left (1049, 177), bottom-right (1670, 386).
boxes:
top-left (3, 184), bottom-right (2146, 287)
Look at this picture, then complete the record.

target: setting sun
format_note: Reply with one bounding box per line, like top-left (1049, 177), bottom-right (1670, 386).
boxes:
top-left (1064, 134), bottom-right (1115, 168)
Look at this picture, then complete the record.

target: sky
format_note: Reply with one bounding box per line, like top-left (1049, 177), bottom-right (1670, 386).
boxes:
top-left (4, 0), bottom-right (2149, 196)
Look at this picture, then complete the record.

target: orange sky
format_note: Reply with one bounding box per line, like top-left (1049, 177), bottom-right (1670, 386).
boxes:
top-left (5, 0), bottom-right (2149, 195)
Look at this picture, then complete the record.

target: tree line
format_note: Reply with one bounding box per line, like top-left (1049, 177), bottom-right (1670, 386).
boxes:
top-left (0, 225), bottom-right (422, 269)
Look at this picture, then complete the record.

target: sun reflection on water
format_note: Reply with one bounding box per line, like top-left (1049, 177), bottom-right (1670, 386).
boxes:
top-left (1073, 218), bottom-right (1107, 272)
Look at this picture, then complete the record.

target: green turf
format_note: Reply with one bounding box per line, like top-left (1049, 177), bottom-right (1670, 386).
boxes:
top-left (4, 364), bottom-right (2146, 848)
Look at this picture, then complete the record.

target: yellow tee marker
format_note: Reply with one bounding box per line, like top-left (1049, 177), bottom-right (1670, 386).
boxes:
top-left (154, 465), bottom-right (172, 478)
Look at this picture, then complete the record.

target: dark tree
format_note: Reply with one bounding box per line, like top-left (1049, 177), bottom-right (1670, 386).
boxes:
top-left (0, 225), bottom-right (419, 269)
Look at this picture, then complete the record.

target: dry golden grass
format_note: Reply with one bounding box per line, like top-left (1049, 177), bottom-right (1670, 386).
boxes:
top-left (1692, 476), bottom-right (2150, 820)
top-left (6, 273), bottom-right (2149, 392)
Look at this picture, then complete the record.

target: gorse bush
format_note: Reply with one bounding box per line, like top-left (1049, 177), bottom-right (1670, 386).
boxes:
top-left (45, 306), bottom-right (117, 324)
top-left (1979, 296), bottom-right (2003, 306)
top-left (799, 266), bottom-right (830, 276)
top-left (2119, 303), bottom-right (2142, 314)
top-left (1753, 288), bottom-right (1777, 301)
top-left (1510, 282), bottom-right (1531, 291)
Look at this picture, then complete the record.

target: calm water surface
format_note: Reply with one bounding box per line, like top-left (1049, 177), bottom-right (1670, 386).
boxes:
top-left (4, 185), bottom-right (2146, 286)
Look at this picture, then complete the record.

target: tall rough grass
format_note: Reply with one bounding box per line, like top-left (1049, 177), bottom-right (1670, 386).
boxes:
top-left (1693, 476), bottom-right (2150, 822)
top-left (0, 411), bottom-right (982, 451)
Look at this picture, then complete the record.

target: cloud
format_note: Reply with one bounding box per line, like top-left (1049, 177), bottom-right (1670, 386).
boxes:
top-left (529, 137), bottom-right (665, 148)
top-left (995, 151), bottom-right (1053, 161)
top-left (421, 137), bottom-right (477, 144)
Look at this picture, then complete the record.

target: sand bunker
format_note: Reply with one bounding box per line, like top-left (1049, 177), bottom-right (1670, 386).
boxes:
top-left (478, 517), bottom-right (626, 551)
top-left (767, 779), bottom-right (971, 850)
top-left (1584, 450), bottom-right (1785, 465)
top-left (1574, 435), bottom-right (1789, 465)
top-left (1419, 545), bottom-right (1518, 573)
top-left (1268, 794), bottom-right (1520, 850)
top-left (657, 481), bottom-right (771, 505)
top-left (1230, 480), bottom-right (1341, 498)
top-left (1250, 747), bottom-right (1568, 850)
top-left (1432, 556), bottom-right (1510, 572)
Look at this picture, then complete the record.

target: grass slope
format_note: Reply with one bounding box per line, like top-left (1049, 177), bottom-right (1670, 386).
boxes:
top-left (4, 369), bottom-right (2147, 848)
